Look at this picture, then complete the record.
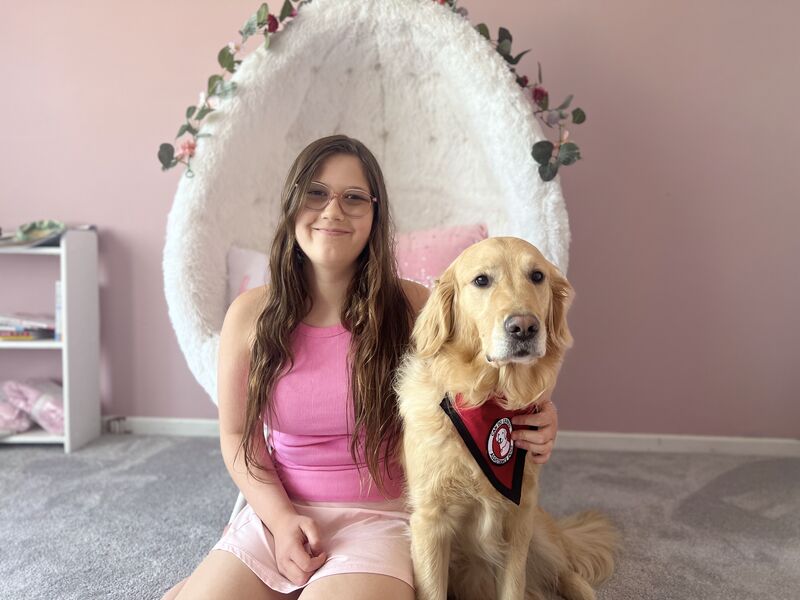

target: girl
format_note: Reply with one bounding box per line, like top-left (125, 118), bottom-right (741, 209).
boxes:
top-left (164, 135), bottom-right (559, 599)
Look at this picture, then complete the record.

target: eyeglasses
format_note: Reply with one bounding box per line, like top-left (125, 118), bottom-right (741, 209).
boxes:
top-left (296, 181), bottom-right (377, 218)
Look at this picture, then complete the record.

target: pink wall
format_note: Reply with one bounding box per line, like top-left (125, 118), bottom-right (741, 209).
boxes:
top-left (1, 1), bottom-right (798, 437)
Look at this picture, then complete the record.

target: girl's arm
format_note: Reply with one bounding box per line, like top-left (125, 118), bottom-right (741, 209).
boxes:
top-left (217, 288), bottom-right (297, 532)
top-left (217, 288), bottom-right (328, 585)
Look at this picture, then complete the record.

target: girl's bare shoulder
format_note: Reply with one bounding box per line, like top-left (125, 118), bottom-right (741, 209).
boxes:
top-left (400, 279), bottom-right (431, 315)
top-left (222, 285), bottom-right (270, 347)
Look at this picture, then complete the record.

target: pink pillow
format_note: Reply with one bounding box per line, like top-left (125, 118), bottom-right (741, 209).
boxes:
top-left (396, 223), bottom-right (488, 288)
top-left (225, 223), bottom-right (488, 304)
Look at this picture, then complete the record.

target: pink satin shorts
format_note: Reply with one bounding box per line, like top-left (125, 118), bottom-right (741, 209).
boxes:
top-left (212, 497), bottom-right (414, 593)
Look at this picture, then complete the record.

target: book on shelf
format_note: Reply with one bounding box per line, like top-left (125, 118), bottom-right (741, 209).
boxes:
top-left (0, 327), bottom-right (56, 340)
top-left (0, 306), bottom-right (58, 341)
top-left (0, 277), bottom-right (64, 343)
top-left (0, 313), bottom-right (55, 329)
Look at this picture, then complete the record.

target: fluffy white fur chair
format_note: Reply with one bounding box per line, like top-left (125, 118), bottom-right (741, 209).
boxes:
top-left (163, 0), bottom-right (571, 409)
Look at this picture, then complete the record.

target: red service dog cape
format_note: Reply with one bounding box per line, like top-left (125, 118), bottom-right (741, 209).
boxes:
top-left (440, 392), bottom-right (538, 505)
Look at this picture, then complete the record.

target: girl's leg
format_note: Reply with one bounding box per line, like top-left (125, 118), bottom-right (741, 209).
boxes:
top-left (299, 573), bottom-right (414, 600)
top-left (173, 550), bottom-right (301, 600)
top-left (160, 578), bottom-right (186, 600)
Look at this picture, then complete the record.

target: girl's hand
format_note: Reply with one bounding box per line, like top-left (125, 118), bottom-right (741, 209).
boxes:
top-left (270, 513), bottom-right (328, 586)
top-left (510, 398), bottom-right (559, 465)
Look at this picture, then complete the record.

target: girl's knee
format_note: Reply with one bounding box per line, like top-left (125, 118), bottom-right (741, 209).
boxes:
top-left (160, 578), bottom-right (186, 600)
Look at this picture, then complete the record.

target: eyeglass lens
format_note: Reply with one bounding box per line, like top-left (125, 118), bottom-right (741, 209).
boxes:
top-left (304, 183), bottom-right (373, 217)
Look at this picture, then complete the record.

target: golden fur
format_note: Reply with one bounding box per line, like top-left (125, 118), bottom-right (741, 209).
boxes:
top-left (396, 237), bottom-right (618, 600)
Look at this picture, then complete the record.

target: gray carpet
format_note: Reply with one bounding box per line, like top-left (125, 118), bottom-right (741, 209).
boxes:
top-left (1, 435), bottom-right (798, 599)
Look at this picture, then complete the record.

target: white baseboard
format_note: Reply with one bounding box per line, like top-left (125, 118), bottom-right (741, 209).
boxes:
top-left (103, 416), bottom-right (219, 437)
top-left (556, 431), bottom-right (800, 457)
top-left (101, 417), bottom-right (800, 457)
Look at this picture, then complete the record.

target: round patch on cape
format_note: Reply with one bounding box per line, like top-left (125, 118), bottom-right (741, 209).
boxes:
top-left (487, 417), bottom-right (514, 465)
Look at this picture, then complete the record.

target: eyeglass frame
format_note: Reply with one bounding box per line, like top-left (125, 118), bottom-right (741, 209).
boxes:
top-left (294, 181), bottom-right (378, 217)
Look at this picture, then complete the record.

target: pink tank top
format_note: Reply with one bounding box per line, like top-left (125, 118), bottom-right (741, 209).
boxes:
top-left (264, 321), bottom-right (406, 502)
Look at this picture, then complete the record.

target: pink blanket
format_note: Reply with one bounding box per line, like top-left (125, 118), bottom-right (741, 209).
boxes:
top-left (0, 388), bottom-right (33, 434)
top-left (2, 379), bottom-right (64, 435)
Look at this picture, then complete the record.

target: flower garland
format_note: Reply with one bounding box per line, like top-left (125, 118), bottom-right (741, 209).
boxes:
top-left (158, 1), bottom-right (305, 178)
top-left (159, 0), bottom-right (585, 182)
top-left (435, 0), bottom-right (585, 182)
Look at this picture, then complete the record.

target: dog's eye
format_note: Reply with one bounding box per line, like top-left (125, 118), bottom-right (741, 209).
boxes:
top-left (531, 270), bottom-right (545, 284)
top-left (473, 274), bottom-right (491, 288)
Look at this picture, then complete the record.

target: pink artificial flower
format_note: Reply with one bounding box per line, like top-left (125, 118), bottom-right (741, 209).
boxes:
top-left (518, 75), bottom-right (529, 87)
top-left (290, 8), bottom-right (297, 17)
top-left (175, 139), bottom-right (197, 161)
top-left (532, 86), bottom-right (548, 105)
top-left (267, 14), bottom-right (279, 33)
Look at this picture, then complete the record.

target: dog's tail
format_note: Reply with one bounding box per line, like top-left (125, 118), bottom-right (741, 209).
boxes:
top-left (557, 510), bottom-right (618, 586)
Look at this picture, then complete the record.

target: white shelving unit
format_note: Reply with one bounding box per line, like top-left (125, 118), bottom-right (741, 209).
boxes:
top-left (0, 228), bottom-right (101, 452)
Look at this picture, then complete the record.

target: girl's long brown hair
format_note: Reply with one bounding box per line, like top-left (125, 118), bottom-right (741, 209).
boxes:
top-left (241, 135), bottom-right (413, 495)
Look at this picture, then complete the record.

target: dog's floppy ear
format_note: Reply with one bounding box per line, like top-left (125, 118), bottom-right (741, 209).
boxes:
top-left (547, 266), bottom-right (575, 354)
top-left (412, 266), bottom-right (456, 359)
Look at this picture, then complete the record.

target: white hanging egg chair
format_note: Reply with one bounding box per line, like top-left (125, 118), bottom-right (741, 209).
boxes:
top-left (163, 0), bottom-right (572, 406)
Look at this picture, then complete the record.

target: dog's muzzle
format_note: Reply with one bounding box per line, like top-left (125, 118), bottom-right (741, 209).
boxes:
top-left (486, 314), bottom-right (544, 364)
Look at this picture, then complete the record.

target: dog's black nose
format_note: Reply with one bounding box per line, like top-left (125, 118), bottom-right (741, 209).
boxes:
top-left (504, 315), bottom-right (539, 341)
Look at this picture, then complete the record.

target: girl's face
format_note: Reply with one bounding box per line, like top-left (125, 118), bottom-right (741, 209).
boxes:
top-left (294, 153), bottom-right (375, 271)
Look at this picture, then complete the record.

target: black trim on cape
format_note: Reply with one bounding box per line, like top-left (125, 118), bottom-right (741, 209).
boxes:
top-left (440, 394), bottom-right (527, 505)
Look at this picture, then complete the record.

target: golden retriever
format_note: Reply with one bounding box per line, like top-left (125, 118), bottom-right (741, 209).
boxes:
top-left (396, 237), bottom-right (617, 600)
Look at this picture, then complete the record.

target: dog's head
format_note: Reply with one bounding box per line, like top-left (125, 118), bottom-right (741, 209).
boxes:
top-left (413, 237), bottom-right (574, 372)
